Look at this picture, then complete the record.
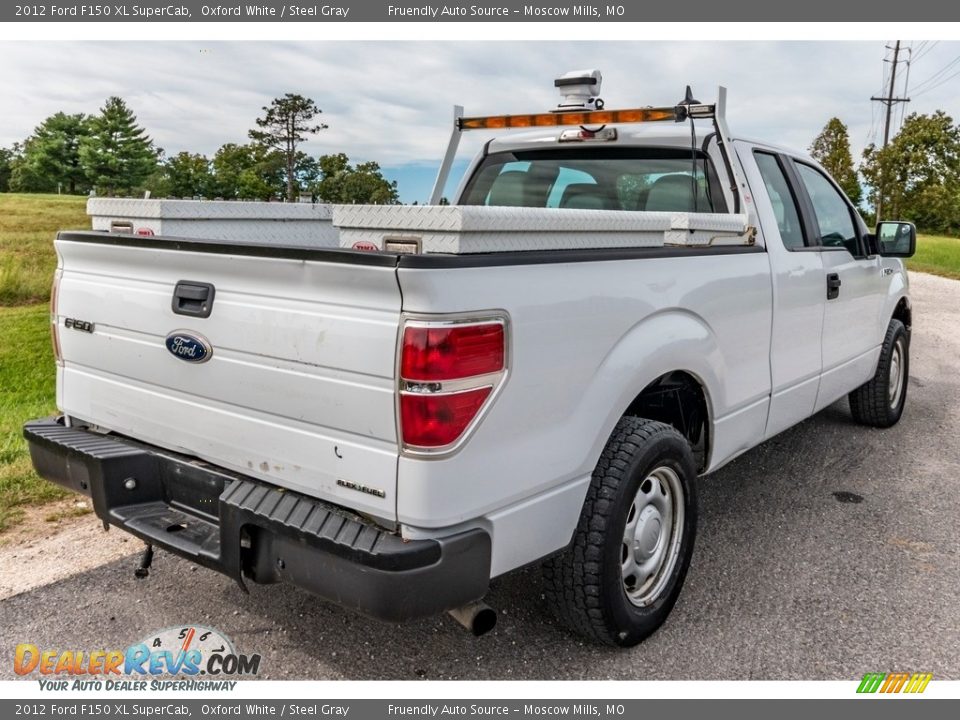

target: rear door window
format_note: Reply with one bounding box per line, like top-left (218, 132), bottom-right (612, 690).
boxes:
top-left (753, 151), bottom-right (807, 250)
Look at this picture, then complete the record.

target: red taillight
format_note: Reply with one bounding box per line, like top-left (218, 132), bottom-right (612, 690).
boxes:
top-left (398, 318), bottom-right (507, 451)
top-left (401, 323), bottom-right (504, 381)
top-left (400, 387), bottom-right (492, 448)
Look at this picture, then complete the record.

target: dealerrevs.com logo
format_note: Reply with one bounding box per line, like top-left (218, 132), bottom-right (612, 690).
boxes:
top-left (14, 626), bottom-right (260, 691)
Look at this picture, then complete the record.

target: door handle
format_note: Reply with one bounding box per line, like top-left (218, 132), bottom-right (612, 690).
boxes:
top-left (172, 281), bottom-right (216, 318)
top-left (826, 273), bottom-right (841, 300)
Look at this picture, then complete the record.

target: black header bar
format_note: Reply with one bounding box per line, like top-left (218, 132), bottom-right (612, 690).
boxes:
top-left (4, 1), bottom-right (955, 23)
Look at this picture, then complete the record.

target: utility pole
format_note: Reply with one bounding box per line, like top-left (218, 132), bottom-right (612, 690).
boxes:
top-left (871, 40), bottom-right (910, 219)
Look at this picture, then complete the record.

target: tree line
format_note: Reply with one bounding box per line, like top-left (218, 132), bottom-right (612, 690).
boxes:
top-left (810, 112), bottom-right (960, 235)
top-left (3, 95), bottom-right (957, 232)
top-left (0, 93), bottom-right (399, 205)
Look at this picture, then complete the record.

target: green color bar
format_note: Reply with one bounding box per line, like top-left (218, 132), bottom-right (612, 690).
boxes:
top-left (857, 673), bottom-right (886, 693)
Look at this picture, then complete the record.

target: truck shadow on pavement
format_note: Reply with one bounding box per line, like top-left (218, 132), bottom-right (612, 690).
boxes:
top-left (2, 383), bottom-right (958, 681)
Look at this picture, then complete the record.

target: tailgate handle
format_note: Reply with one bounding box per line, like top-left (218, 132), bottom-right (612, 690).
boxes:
top-left (172, 281), bottom-right (215, 318)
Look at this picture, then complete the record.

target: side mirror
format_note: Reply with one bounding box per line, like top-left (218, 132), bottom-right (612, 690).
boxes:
top-left (873, 221), bottom-right (916, 258)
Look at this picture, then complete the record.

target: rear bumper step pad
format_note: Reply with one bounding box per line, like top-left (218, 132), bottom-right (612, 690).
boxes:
top-left (24, 417), bottom-right (490, 621)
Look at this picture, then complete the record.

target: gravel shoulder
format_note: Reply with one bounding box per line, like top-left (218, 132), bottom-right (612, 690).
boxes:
top-left (0, 498), bottom-right (139, 600)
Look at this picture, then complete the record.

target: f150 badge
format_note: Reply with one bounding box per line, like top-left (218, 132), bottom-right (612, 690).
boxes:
top-left (165, 331), bottom-right (212, 364)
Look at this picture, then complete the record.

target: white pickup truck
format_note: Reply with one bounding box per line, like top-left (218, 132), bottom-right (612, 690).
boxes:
top-left (25, 71), bottom-right (916, 646)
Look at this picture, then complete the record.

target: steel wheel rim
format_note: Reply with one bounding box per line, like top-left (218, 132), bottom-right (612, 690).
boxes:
top-left (621, 465), bottom-right (684, 607)
top-left (889, 338), bottom-right (905, 409)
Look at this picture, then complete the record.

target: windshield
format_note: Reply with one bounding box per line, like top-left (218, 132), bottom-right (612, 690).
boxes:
top-left (459, 146), bottom-right (728, 213)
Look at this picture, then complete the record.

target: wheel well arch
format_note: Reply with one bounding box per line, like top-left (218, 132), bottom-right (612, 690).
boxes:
top-left (892, 296), bottom-right (912, 331)
top-left (623, 370), bottom-right (711, 472)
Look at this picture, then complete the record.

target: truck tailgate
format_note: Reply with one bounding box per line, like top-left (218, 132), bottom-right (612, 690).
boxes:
top-left (53, 234), bottom-right (401, 523)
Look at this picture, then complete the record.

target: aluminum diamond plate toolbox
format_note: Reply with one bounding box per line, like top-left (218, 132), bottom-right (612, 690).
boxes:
top-left (333, 205), bottom-right (752, 254)
top-left (87, 198), bottom-right (338, 247)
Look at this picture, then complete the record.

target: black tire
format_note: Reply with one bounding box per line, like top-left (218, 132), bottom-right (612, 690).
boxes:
top-left (543, 417), bottom-right (698, 647)
top-left (848, 319), bottom-right (909, 428)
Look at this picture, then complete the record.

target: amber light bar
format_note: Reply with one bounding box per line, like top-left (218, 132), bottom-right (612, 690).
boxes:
top-left (457, 106), bottom-right (685, 131)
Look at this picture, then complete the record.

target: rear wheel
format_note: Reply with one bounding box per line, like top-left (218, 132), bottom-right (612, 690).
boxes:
top-left (849, 319), bottom-right (909, 428)
top-left (543, 417), bottom-right (698, 646)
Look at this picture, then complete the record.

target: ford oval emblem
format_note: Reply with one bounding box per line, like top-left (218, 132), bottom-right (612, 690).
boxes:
top-left (165, 331), bottom-right (212, 364)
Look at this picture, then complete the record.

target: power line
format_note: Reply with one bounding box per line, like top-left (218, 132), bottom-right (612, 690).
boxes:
top-left (910, 53), bottom-right (960, 92)
top-left (916, 40), bottom-right (940, 61)
top-left (912, 40), bottom-right (938, 62)
top-left (870, 40), bottom-right (910, 219)
top-left (913, 65), bottom-right (960, 98)
top-left (869, 49), bottom-right (889, 144)
top-left (871, 40), bottom-right (910, 147)
top-left (897, 45), bottom-right (912, 132)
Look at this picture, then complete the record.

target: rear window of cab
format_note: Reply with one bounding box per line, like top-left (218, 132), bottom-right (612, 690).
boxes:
top-left (459, 147), bottom-right (728, 213)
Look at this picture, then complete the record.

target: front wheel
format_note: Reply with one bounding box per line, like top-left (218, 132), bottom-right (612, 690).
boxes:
top-left (542, 417), bottom-right (698, 646)
top-left (849, 319), bottom-right (909, 428)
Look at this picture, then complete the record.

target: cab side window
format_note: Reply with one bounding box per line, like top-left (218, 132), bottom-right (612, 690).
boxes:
top-left (794, 163), bottom-right (861, 256)
top-left (754, 151), bottom-right (807, 250)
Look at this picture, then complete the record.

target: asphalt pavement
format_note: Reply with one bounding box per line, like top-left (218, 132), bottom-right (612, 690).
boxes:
top-left (2, 272), bottom-right (957, 681)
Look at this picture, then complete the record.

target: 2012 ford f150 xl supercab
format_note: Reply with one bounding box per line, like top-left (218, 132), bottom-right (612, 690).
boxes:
top-left (25, 71), bottom-right (917, 646)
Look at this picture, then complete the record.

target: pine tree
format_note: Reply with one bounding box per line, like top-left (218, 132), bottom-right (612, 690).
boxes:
top-left (249, 94), bottom-right (327, 202)
top-left (810, 118), bottom-right (861, 205)
top-left (79, 97), bottom-right (158, 196)
top-left (14, 112), bottom-right (91, 193)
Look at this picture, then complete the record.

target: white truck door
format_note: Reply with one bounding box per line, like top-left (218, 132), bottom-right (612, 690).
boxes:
top-left (789, 161), bottom-right (887, 412)
top-left (743, 147), bottom-right (826, 440)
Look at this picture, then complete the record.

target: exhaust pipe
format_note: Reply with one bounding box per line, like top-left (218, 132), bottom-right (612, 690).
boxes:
top-left (448, 601), bottom-right (497, 637)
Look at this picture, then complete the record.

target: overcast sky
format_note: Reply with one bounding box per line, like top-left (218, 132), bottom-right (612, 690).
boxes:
top-left (1, 41), bottom-right (959, 202)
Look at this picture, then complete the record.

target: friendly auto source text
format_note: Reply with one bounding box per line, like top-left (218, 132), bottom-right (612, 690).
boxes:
top-left (388, 706), bottom-right (621, 716)
top-left (386, 5), bottom-right (625, 18)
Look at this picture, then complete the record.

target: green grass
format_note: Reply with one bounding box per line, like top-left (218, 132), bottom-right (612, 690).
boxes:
top-left (0, 193), bottom-right (87, 531)
top-left (0, 303), bottom-right (65, 532)
top-left (908, 234), bottom-right (960, 280)
top-left (0, 193), bottom-right (89, 306)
